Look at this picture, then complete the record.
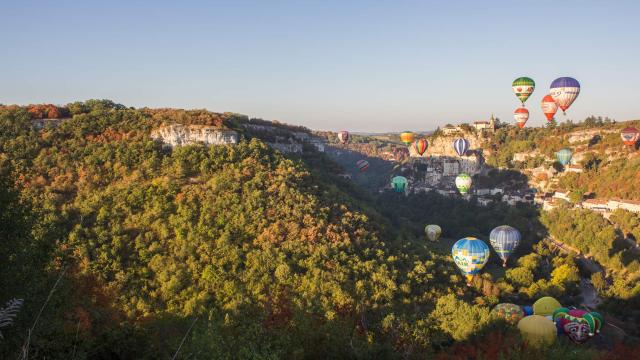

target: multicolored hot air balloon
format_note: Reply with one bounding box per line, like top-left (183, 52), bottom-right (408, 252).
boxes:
top-left (550, 77), bottom-right (580, 115)
top-left (512, 77), bottom-right (535, 105)
top-left (453, 138), bottom-right (470, 157)
top-left (451, 237), bottom-right (490, 283)
top-left (338, 130), bottom-right (350, 144)
top-left (553, 308), bottom-right (604, 343)
top-left (391, 176), bottom-right (408, 193)
top-left (356, 159), bottom-right (369, 173)
top-left (555, 148), bottom-right (573, 166)
top-left (621, 127), bottom-right (640, 147)
top-left (425, 224), bottom-right (442, 242)
top-left (411, 139), bottom-right (428, 156)
top-left (514, 107), bottom-right (529, 129)
top-left (533, 296), bottom-right (562, 317)
top-left (489, 225), bottom-right (521, 267)
top-left (492, 303), bottom-right (525, 325)
top-left (517, 315), bottom-right (557, 347)
top-left (455, 173), bottom-right (472, 195)
top-left (541, 95), bottom-right (558, 122)
top-left (400, 132), bottom-right (415, 146)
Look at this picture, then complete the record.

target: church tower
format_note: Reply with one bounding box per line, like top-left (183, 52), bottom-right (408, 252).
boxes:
top-left (489, 114), bottom-right (495, 131)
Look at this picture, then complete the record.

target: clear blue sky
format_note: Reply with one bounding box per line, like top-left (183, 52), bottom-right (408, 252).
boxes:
top-left (1, 0), bottom-right (638, 131)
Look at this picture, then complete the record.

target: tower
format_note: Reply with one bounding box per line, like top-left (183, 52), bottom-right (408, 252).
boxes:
top-left (489, 114), bottom-right (495, 131)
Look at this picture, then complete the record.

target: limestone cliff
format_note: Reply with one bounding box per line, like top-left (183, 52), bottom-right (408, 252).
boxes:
top-left (151, 124), bottom-right (238, 146)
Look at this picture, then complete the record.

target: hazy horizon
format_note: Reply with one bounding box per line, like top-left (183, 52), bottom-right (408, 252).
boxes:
top-left (2, 0), bottom-right (639, 132)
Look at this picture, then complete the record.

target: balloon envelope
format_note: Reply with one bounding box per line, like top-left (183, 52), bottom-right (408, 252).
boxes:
top-left (425, 224), bottom-right (442, 242)
top-left (512, 77), bottom-right (535, 105)
top-left (391, 176), bottom-right (408, 193)
top-left (553, 308), bottom-right (603, 343)
top-left (356, 159), bottom-right (369, 173)
top-left (453, 138), bottom-right (470, 157)
top-left (533, 297), bottom-right (562, 317)
top-left (518, 315), bottom-right (557, 347)
top-left (451, 237), bottom-right (490, 282)
top-left (555, 148), bottom-right (573, 165)
top-left (550, 77), bottom-right (580, 114)
top-left (412, 139), bottom-right (428, 156)
top-left (338, 130), bottom-right (349, 144)
top-left (621, 127), bottom-right (640, 146)
top-left (514, 107), bottom-right (529, 129)
top-left (455, 173), bottom-right (472, 195)
top-left (489, 225), bottom-right (521, 266)
top-left (541, 95), bottom-right (558, 122)
top-left (492, 303), bottom-right (525, 325)
top-left (400, 132), bottom-right (415, 145)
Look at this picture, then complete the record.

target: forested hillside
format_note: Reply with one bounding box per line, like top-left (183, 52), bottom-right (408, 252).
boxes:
top-left (0, 101), bottom-right (638, 359)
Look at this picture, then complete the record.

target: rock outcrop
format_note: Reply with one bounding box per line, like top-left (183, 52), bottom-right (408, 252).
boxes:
top-left (151, 124), bottom-right (238, 146)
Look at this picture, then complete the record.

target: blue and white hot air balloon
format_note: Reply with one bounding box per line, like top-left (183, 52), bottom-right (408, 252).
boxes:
top-left (556, 148), bottom-right (573, 166)
top-left (453, 138), bottom-right (470, 157)
top-left (489, 225), bottom-right (521, 267)
top-left (550, 77), bottom-right (580, 115)
top-left (452, 237), bottom-right (490, 284)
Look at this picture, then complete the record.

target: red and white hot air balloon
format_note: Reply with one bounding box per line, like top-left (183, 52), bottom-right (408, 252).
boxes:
top-left (514, 107), bottom-right (529, 129)
top-left (621, 127), bottom-right (640, 147)
top-left (541, 95), bottom-right (558, 122)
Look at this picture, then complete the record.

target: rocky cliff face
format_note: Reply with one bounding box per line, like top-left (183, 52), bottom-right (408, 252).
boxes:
top-left (151, 124), bottom-right (238, 146)
top-left (423, 131), bottom-right (487, 157)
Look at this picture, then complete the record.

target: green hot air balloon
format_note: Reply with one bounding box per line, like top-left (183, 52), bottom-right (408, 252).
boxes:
top-left (512, 77), bottom-right (535, 105)
top-left (425, 224), bottom-right (442, 242)
top-left (391, 176), bottom-right (408, 193)
top-left (455, 173), bottom-right (472, 195)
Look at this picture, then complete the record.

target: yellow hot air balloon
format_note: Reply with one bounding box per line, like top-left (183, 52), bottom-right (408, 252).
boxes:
top-left (517, 315), bottom-right (557, 347)
top-left (533, 296), bottom-right (562, 317)
top-left (400, 132), bottom-right (415, 146)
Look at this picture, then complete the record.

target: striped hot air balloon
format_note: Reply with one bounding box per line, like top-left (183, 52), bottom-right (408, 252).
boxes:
top-left (514, 107), bottom-right (529, 129)
top-left (455, 173), bottom-right (472, 194)
top-left (425, 224), bottom-right (442, 242)
top-left (452, 237), bottom-right (490, 283)
top-left (512, 77), bottom-right (535, 105)
top-left (338, 130), bottom-right (350, 144)
top-left (620, 127), bottom-right (640, 147)
top-left (391, 176), bottom-right (408, 193)
top-left (550, 77), bottom-right (580, 115)
top-left (453, 138), bottom-right (470, 157)
top-left (411, 138), bottom-right (428, 156)
top-left (541, 95), bottom-right (558, 122)
top-left (489, 225), bottom-right (521, 267)
top-left (400, 132), bottom-right (415, 146)
top-left (555, 148), bottom-right (573, 166)
top-left (356, 159), bottom-right (369, 172)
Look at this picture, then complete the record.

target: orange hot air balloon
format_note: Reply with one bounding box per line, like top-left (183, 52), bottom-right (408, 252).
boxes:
top-left (541, 95), bottom-right (558, 122)
top-left (400, 132), bottom-right (415, 146)
top-left (514, 107), bottom-right (529, 129)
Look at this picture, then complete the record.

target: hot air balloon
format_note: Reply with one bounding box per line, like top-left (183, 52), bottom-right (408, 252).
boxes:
top-left (514, 107), bottom-right (529, 129)
top-left (550, 77), bottom-right (580, 115)
top-left (338, 130), bottom-right (349, 144)
top-left (356, 159), bottom-right (369, 173)
top-left (425, 224), bottom-right (442, 242)
top-left (400, 132), bottom-right (415, 146)
top-left (455, 173), bottom-right (472, 195)
top-left (621, 127), bottom-right (640, 147)
top-left (453, 138), bottom-right (470, 157)
top-left (411, 139), bottom-right (428, 156)
top-left (492, 303), bottom-right (525, 325)
top-left (512, 77), bottom-right (535, 105)
top-left (489, 225), bottom-right (521, 267)
top-left (391, 176), bottom-right (408, 193)
top-left (555, 148), bottom-right (573, 166)
top-left (517, 315), bottom-right (557, 347)
top-left (541, 95), bottom-right (558, 122)
top-left (553, 308), bottom-right (604, 343)
top-left (533, 297), bottom-right (562, 317)
top-left (451, 237), bottom-right (490, 284)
